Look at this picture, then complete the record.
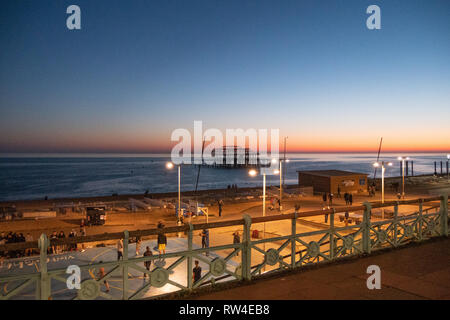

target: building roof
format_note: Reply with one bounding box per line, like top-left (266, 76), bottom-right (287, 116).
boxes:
top-left (296, 170), bottom-right (368, 177)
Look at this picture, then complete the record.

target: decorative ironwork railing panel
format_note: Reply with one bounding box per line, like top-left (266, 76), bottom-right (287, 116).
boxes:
top-left (0, 195), bottom-right (447, 300)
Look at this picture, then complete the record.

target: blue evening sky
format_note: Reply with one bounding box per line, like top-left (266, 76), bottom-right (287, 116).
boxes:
top-left (0, 0), bottom-right (449, 152)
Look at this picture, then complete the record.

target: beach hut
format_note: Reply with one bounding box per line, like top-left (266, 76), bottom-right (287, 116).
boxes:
top-left (297, 170), bottom-right (368, 194)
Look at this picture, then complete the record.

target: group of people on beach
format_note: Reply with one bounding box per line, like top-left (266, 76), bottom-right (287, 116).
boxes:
top-left (322, 192), bottom-right (334, 208)
top-left (49, 229), bottom-right (85, 254)
top-left (104, 221), bottom-right (206, 291)
top-left (0, 225), bottom-right (88, 260)
top-left (322, 191), bottom-right (354, 207)
top-left (100, 220), bottom-right (242, 291)
top-left (0, 231), bottom-right (33, 259)
top-left (343, 192), bottom-right (353, 206)
top-left (322, 190), bottom-right (354, 224)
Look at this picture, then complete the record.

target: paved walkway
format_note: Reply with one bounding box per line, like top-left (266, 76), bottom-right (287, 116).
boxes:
top-left (191, 237), bottom-right (450, 300)
top-left (0, 238), bottom-right (229, 300)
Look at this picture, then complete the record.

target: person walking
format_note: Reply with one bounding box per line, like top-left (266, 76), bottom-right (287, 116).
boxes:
top-left (349, 193), bottom-right (353, 206)
top-left (97, 261), bottom-right (110, 293)
top-left (328, 193), bottom-right (334, 207)
top-left (157, 231), bottom-right (167, 256)
top-left (68, 229), bottom-right (76, 251)
top-left (58, 231), bottom-right (66, 253)
top-left (117, 239), bottom-right (123, 261)
top-left (344, 211), bottom-right (349, 227)
top-left (218, 200), bottom-right (223, 217)
top-left (135, 236), bottom-right (141, 256)
top-left (79, 226), bottom-right (86, 252)
top-left (183, 212), bottom-right (192, 236)
top-left (344, 192), bottom-right (349, 205)
top-left (233, 231), bottom-right (240, 256)
top-left (322, 193), bottom-right (327, 207)
top-left (337, 186), bottom-right (341, 198)
top-left (192, 260), bottom-right (202, 284)
top-left (143, 246), bottom-right (153, 278)
top-left (200, 229), bottom-right (209, 256)
top-left (50, 231), bottom-right (58, 254)
top-left (270, 197), bottom-right (275, 210)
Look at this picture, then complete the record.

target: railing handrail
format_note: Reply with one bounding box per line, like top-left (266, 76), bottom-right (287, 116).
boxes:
top-left (0, 195), bottom-right (445, 252)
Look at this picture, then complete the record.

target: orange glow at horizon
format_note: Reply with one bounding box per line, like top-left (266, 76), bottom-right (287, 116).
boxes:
top-left (1, 127), bottom-right (448, 154)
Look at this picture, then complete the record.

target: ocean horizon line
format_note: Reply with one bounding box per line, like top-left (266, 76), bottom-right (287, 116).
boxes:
top-left (1, 151), bottom-right (448, 158)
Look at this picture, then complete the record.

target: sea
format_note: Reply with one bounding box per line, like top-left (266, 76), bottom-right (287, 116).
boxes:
top-left (0, 153), bottom-right (448, 201)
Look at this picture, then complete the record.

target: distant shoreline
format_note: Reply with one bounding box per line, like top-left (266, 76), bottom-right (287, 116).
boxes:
top-left (1, 172), bottom-right (447, 206)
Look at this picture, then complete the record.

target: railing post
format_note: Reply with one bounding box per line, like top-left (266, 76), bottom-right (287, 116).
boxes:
top-left (362, 202), bottom-right (372, 254)
top-left (291, 212), bottom-right (297, 268)
top-left (440, 194), bottom-right (448, 237)
top-left (187, 223), bottom-right (193, 290)
top-left (38, 233), bottom-right (50, 300)
top-left (122, 230), bottom-right (129, 300)
top-left (329, 209), bottom-right (335, 260)
top-left (393, 203), bottom-right (399, 247)
top-left (418, 199), bottom-right (423, 241)
top-left (242, 214), bottom-right (252, 281)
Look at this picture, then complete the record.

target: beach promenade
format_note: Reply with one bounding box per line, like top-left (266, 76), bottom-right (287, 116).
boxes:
top-left (0, 191), bottom-right (448, 300)
top-left (190, 237), bottom-right (450, 300)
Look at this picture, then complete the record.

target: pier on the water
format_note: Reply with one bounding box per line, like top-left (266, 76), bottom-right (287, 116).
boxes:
top-left (200, 146), bottom-right (272, 168)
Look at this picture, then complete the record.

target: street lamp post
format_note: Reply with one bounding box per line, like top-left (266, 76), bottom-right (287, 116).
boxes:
top-left (249, 167), bottom-right (279, 269)
top-left (397, 156), bottom-right (410, 199)
top-left (166, 162), bottom-right (181, 223)
top-left (249, 169), bottom-right (269, 218)
top-left (278, 159), bottom-right (290, 212)
top-left (373, 160), bottom-right (392, 202)
top-left (373, 161), bottom-right (392, 219)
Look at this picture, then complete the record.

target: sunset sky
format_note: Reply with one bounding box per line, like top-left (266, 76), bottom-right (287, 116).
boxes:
top-left (1, 0), bottom-right (449, 153)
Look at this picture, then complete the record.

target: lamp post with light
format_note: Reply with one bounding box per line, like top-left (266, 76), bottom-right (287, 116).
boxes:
top-left (166, 161), bottom-right (182, 223)
top-left (373, 161), bottom-right (393, 204)
top-left (249, 167), bottom-right (279, 259)
top-left (397, 156), bottom-right (410, 199)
